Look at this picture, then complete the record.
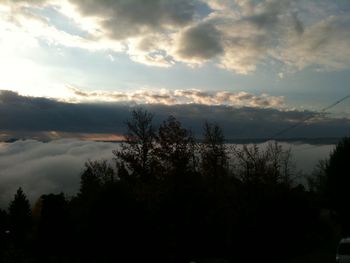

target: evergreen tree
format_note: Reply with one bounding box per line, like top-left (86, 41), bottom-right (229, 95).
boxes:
top-left (8, 187), bottom-right (31, 245)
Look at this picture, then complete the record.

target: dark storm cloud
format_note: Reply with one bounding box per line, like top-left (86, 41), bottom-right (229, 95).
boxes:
top-left (0, 90), bottom-right (349, 140)
top-left (0, 90), bottom-right (129, 135)
top-left (148, 104), bottom-right (350, 139)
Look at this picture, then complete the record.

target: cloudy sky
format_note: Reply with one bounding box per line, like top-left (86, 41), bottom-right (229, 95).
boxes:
top-left (1, 0), bottom-right (349, 206)
top-left (0, 0), bottom-right (350, 140)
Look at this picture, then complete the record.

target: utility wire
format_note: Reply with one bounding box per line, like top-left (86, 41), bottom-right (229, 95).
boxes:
top-left (266, 94), bottom-right (350, 142)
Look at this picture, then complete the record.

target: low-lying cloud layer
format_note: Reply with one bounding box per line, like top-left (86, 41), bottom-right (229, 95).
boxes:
top-left (0, 138), bottom-right (335, 208)
top-left (0, 90), bottom-right (349, 141)
top-left (2, 0), bottom-right (350, 73)
top-left (0, 139), bottom-right (116, 207)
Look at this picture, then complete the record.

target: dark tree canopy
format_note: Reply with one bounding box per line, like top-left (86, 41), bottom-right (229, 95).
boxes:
top-left (79, 160), bottom-right (115, 197)
top-left (156, 115), bottom-right (196, 177)
top-left (307, 159), bottom-right (328, 194)
top-left (0, 109), bottom-right (336, 263)
top-left (113, 108), bottom-right (156, 181)
top-left (37, 193), bottom-right (68, 248)
top-left (200, 121), bottom-right (229, 178)
top-left (232, 141), bottom-right (294, 186)
top-left (325, 137), bottom-right (350, 232)
top-left (8, 187), bottom-right (31, 244)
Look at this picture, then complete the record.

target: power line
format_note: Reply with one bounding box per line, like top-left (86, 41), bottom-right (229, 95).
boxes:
top-left (266, 94), bottom-right (350, 142)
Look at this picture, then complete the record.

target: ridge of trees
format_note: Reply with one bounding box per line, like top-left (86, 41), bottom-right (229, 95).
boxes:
top-left (0, 108), bottom-right (348, 262)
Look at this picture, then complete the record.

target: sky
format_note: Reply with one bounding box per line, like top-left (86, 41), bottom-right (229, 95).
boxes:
top-left (0, 0), bottom-right (349, 205)
top-left (0, 0), bottom-right (350, 140)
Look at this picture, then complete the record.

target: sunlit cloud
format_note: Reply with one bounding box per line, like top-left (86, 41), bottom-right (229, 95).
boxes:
top-left (0, 0), bottom-right (124, 52)
top-left (66, 87), bottom-right (285, 108)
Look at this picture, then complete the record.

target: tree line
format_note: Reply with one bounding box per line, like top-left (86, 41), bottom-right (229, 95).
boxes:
top-left (0, 108), bottom-right (349, 262)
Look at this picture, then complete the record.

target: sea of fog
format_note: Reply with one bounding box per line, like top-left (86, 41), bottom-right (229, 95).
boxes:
top-left (0, 139), bottom-right (335, 208)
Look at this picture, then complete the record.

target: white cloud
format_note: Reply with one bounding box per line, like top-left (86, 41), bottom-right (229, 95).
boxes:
top-left (276, 15), bottom-right (350, 71)
top-left (127, 34), bottom-right (175, 67)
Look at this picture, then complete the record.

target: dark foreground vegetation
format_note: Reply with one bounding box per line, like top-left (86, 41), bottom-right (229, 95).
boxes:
top-left (0, 109), bottom-right (349, 263)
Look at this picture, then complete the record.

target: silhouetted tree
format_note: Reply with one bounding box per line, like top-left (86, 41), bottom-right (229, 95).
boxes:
top-left (0, 111), bottom-right (332, 263)
top-left (79, 160), bottom-right (115, 198)
top-left (85, 183), bottom-right (149, 262)
top-left (232, 141), bottom-right (294, 186)
top-left (0, 209), bottom-right (9, 254)
top-left (324, 137), bottom-right (350, 234)
top-left (114, 108), bottom-right (156, 181)
top-left (156, 115), bottom-right (196, 178)
top-left (37, 193), bottom-right (70, 260)
top-left (200, 121), bottom-right (229, 179)
top-left (8, 187), bottom-right (31, 246)
top-left (308, 159), bottom-right (328, 194)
